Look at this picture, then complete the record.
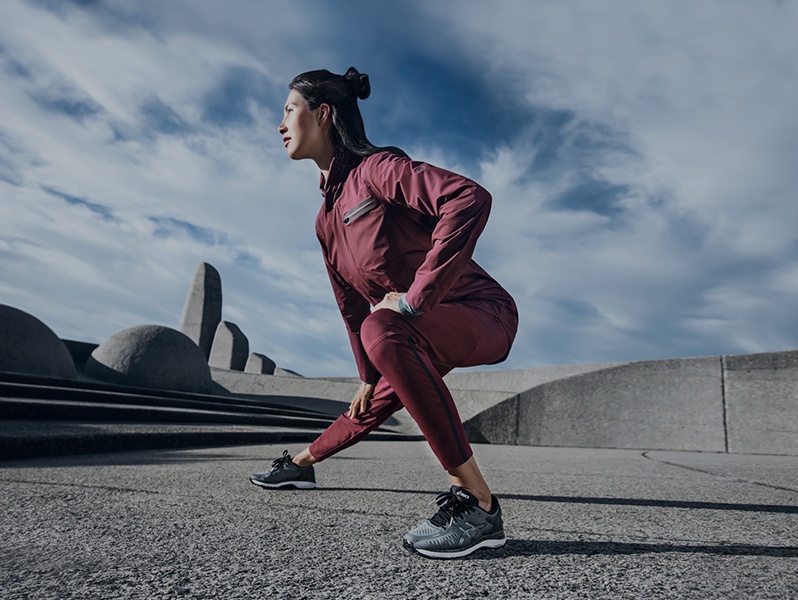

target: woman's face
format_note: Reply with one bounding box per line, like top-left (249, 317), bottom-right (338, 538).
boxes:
top-left (278, 89), bottom-right (329, 162)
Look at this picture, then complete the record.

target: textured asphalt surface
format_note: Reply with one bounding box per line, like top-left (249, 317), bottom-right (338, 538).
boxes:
top-left (2, 440), bottom-right (797, 599)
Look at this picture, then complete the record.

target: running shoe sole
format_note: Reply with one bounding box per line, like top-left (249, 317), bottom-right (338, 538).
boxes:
top-left (249, 477), bottom-right (316, 490)
top-left (404, 534), bottom-right (506, 559)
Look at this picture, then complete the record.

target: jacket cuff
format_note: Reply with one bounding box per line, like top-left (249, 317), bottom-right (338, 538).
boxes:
top-left (398, 295), bottom-right (424, 317)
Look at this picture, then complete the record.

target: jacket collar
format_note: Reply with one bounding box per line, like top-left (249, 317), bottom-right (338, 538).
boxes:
top-left (320, 151), bottom-right (363, 208)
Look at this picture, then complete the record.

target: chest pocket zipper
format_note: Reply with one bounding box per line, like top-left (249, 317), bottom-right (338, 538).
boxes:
top-left (343, 197), bottom-right (377, 224)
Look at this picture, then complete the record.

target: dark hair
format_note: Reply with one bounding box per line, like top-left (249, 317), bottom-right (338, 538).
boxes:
top-left (289, 67), bottom-right (407, 159)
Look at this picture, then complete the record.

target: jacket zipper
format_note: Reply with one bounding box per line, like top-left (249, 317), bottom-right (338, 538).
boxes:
top-left (343, 197), bottom-right (377, 224)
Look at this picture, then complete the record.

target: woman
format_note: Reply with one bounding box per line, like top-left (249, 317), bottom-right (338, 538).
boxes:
top-left (250, 67), bottom-right (518, 559)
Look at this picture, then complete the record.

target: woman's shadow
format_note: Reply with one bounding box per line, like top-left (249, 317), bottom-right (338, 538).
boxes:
top-left (476, 539), bottom-right (798, 560)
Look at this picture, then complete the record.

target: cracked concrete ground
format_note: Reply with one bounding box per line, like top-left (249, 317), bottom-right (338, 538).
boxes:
top-left (1, 441), bottom-right (796, 599)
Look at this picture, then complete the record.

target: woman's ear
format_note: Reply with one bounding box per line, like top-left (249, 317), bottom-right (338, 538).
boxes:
top-left (317, 103), bottom-right (331, 126)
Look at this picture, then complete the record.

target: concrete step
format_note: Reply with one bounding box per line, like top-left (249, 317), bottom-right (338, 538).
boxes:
top-left (0, 420), bottom-right (418, 460)
top-left (0, 371), bottom-right (418, 460)
top-left (0, 396), bottom-right (337, 429)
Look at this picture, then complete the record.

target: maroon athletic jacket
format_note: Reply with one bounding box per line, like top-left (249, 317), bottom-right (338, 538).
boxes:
top-left (316, 150), bottom-right (516, 384)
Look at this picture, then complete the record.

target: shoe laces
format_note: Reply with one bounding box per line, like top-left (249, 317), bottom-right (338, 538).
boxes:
top-left (270, 450), bottom-right (293, 471)
top-left (428, 491), bottom-right (474, 527)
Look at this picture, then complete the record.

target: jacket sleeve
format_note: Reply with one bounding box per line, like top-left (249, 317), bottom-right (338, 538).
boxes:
top-left (319, 240), bottom-right (381, 384)
top-left (364, 152), bottom-right (492, 313)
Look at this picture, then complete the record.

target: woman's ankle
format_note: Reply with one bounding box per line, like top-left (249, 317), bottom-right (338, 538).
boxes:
top-left (292, 449), bottom-right (317, 468)
top-left (474, 492), bottom-right (493, 512)
top-left (447, 456), bottom-right (492, 511)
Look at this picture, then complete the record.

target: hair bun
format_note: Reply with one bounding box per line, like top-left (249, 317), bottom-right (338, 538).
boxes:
top-left (344, 67), bottom-right (371, 100)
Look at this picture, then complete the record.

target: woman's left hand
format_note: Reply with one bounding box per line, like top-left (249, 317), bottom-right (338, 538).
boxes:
top-left (373, 291), bottom-right (405, 314)
top-left (346, 381), bottom-right (375, 420)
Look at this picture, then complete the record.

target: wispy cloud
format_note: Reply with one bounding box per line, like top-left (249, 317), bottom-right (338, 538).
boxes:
top-left (138, 96), bottom-right (192, 137)
top-left (42, 186), bottom-right (117, 221)
top-left (29, 86), bottom-right (103, 122)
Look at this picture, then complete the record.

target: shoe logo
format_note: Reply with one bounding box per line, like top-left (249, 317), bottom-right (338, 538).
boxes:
top-left (457, 521), bottom-right (489, 545)
top-left (454, 489), bottom-right (472, 502)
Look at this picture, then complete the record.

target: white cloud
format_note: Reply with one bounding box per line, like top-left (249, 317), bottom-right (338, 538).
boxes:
top-left (422, 0), bottom-right (798, 365)
top-left (1, 0), bottom-right (797, 378)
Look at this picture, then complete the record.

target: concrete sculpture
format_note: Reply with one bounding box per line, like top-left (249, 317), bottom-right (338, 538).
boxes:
top-left (0, 304), bottom-right (77, 379)
top-left (178, 262), bottom-right (222, 360)
top-left (84, 324), bottom-right (213, 393)
top-left (245, 352), bottom-right (276, 375)
top-left (208, 321), bottom-right (249, 371)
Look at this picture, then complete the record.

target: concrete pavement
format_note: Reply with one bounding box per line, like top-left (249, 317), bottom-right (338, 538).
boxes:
top-left (1, 440), bottom-right (796, 599)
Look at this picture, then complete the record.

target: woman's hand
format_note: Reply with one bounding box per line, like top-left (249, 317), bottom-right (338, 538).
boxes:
top-left (373, 291), bottom-right (405, 314)
top-left (346, 381), bottom-right (375, 419)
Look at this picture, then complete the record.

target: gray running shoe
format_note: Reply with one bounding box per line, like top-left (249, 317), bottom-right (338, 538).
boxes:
top-left (404, 486), bottom-right (490, 545)
top-left (404, 486), bottom-right (506, 559)
top-left (404, 517), bottom-right (444, 546)
top-left (250, 450), bottom-right (316, 489)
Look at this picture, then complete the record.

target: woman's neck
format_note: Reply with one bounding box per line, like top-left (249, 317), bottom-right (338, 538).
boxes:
top-left (314, 146), bottom-right (335, 182)
top-left (320, 150), bottom-right (362, 187)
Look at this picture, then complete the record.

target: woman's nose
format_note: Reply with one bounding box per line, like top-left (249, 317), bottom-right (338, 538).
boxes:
top-left (278, 119), bottom-right (287, 134)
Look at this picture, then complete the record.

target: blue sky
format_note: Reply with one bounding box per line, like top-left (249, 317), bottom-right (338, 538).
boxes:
top-left (1, 0), bottom-right (797, 377)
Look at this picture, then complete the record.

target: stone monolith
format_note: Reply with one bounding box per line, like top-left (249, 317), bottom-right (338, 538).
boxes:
top-left (274, 367), bottom-right (303, 378)
top-left (208, 321), bottom-right (249, 371)
top-left (178, 262), bottom-right (222, 359)
top-left (245, 352), bottom-right (276, 375)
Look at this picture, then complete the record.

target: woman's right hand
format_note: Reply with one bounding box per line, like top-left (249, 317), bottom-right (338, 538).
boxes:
top-left (346, 381), bottom-right (375, 419)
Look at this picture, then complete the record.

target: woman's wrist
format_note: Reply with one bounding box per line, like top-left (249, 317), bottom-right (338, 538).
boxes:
top-left (398, 295), bottom-right (423, 317)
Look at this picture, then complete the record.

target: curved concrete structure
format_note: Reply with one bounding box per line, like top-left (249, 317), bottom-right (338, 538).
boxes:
top-left (211, 350), bottom-right (798, 455)
top-left (0, 304), bottom-right (77, 380)
top-left (85, 325), bottom-right (213, 393)
top-left (460, 357), bottom-right (725, 451)
top-left (451, 351), bottom-right (797, 456)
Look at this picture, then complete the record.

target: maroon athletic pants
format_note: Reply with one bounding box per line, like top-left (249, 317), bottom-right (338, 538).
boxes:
top-left (309, 298), bottom-right (518, 471)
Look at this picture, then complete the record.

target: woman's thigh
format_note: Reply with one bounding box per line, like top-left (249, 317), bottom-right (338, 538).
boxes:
top-left (405, 299), bottom-right (516, 370)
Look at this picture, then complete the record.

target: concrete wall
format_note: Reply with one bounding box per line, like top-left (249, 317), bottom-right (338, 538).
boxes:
top-left (724, 350), bottom-right (798, 455)
top-left (516, 357), bottom-right (725, 452)
top-left (461, 351), bottom-right (798, 455)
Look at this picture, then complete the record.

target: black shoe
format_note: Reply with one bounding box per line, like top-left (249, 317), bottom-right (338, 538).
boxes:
top-left (250, 450), bottom-right (316, 489)
top-left (404, 486), bottom-right (506, 559)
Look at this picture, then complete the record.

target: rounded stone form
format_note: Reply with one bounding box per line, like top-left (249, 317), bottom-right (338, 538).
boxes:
top-left (0, 304), bottom-right (77, 379)
top-left (85, 325), bottom-right (213, 393)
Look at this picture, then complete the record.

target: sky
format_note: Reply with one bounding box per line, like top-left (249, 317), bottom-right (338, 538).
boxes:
top-left (1, 0), bottom-right (797, 378)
